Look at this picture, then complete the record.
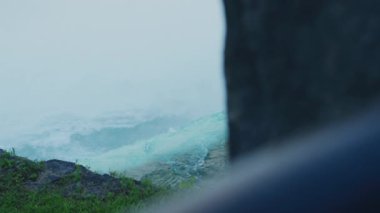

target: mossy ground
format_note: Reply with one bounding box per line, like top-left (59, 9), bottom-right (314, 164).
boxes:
top-left (0, 149), bottom-right (169, 213)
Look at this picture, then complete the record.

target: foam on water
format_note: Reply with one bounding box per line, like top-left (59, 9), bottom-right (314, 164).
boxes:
top-left (80, 112), bottom-right (227, 178)
top-left (1, 111), bottom-right (227, 181)
top-left (1, 110), bottom-right (171, 160)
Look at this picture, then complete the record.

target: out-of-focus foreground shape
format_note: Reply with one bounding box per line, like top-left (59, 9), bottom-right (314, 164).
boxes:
top-left (224, 0), bottom-right (380, 159)
top-left (147, 104), bottom-right (380, 213)
top-left (142, 1), bottom-right (380, 212)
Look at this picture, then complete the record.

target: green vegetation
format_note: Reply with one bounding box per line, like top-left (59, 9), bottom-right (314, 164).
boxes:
top-left (0, 191), bottom-right (152, 213)
top-left (0, 149), bottom-right (44, 191)
top-left (0, 149), bottom-right (168, 213)
top-left (178, 176), bottom-right (197, 190)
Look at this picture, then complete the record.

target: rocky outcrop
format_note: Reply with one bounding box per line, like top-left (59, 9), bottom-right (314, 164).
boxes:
top-left (223, 0), bottom-right (380, 159)
top-left (26, 160), bottom-right (140, 198)
top-left (0, 149), bottom-right (140, 198)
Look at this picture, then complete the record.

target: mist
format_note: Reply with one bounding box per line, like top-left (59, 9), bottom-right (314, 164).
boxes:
top-left (0, 0), bottom-right (225, 139)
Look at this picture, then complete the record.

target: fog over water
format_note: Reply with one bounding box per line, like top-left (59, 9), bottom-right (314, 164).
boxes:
top-left (0, 0), bottom-right (226, 147)
top-left (0, 1), bottom-right (227, 177)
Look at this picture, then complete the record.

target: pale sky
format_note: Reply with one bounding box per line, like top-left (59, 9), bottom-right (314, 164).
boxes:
top-left (0, 0), bottom-right (225, 127)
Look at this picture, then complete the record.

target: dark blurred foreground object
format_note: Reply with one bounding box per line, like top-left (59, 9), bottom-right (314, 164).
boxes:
top-left (150, 105), bottom-right (380, 213)
top-left (144, 1), bottom-right (380, 212)
top-left (224, 0), bottom-right (380, 159)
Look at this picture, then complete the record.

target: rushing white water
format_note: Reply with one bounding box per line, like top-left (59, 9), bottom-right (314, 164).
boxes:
top-left (1, 111), bottom-right (227, 181)
top-left (2, 111), bottom-right (182, 159)
top-left (80, 112), bottom-right (227, 177)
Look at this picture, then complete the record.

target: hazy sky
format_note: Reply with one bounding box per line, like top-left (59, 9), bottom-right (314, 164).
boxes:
top-left (0, 0), bottom-right (225, 126)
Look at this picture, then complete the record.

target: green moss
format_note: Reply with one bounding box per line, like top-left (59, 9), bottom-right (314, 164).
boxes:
top-left (0, 189), bottom-right (153, 213)
top-left (57, 163), bottom-right (83, 186)
top-left (177, 176), bottom-right (197, 190)
top-left (0, 149), bottom-right (43, 192)
top-left (0, 150), bottom-right (167, 213)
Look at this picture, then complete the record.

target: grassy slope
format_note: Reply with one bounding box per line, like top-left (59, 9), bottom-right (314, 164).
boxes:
top-left (0, 149), bottom-right (168, 213)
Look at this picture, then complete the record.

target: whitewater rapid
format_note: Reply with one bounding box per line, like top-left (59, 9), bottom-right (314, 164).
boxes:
top-left (1, 111), bottom-right (227, 182)
top-left (81, 112), bottom-right (227, 178)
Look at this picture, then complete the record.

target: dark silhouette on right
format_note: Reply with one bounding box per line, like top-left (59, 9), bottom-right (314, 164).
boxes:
top-left (150, 1), bottom-right (380, 212)
top-left (224, 0), bottom-right (380, 159)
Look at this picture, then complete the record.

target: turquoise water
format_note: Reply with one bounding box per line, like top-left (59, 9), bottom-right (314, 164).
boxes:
top-left (81, 112), bottom-right (228, 180)
top-left (2, 112), bottom-right (228, 182)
